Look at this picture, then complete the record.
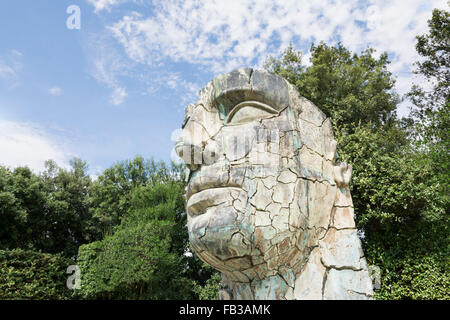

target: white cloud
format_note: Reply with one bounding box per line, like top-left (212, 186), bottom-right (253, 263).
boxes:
top-left (83, 29), bottom-right (202, 106)
top-left (110, 86), bottom-right (127, 105)
top-left (0, 62), bottom-right (16, 78)
top-left (107, 0), bottom-right (448, 115)
top-left (110, 0), bottom-right (365, 72)
top-left (48, 87), bottom-right (63, 96)
top-left (87, 0), bottom-right (137, 13)
top-left (84, 32), bottom-right (133, 105)
top-left (161, 72), bottom-right (200, 103)
top-left (0, 119), bottom-right (72, 173)
top-left (0, 50), bottom-right (23, 87)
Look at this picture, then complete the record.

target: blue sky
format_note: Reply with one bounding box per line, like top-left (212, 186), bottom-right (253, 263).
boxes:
top-left (0, 0), bottom-right (447, 175)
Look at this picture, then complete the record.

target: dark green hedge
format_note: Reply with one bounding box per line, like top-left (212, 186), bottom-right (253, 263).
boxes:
top-left (0, 249), bottom-right (74, 299)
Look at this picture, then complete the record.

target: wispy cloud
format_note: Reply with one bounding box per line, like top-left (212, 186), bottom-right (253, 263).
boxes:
top-left (84, 0), bottom-right (448, 116)
top-left (84, 32), bottom-right (133, 105)
top-left (0, 62), bottom-right (16, 78)
top-left (48, 87), bottom-right (63, 96)
top-left (0, 119), bottom-right (72, 172)
top-left (86, 0), bottom-right (137, 13)
top-left (105, 0), bottom-right (447, 114)
top-left (153, 71), bottom-right (200, 104)
top-left (0, 49), bottom-right (23, 88)
top-left (83, 28), bottom-right (202, 106)
top-left (110, 86), bottom-right (127, 105)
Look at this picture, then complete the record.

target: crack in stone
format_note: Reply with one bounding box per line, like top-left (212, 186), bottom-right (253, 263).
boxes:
top-left (321, 267), bottom-right (330, 299)
top-left (347, 289), bottom-right (374, 298)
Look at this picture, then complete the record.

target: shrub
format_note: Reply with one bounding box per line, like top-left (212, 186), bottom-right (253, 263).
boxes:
top-left (0, 249), bottom-right (73, 300)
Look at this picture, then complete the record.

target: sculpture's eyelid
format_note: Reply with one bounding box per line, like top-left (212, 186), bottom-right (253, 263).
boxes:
top-left (226, 101), bottom-right (278, 124)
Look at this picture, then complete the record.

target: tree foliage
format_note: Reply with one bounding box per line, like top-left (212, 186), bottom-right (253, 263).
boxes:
top-left (76, 158), bottom-right (212, 299)
top-left (89, 156), bottom-right (179, 236)
top-left (413, 7), bottom-right (449, 106)
top-left (265, 43), bottom-right (401, 132)
top-left (0, 159), bottom-right (94, 258)
top-left (0, 156), bottom-right (216, 300)
top-left (408, 7), bottom-right (449, 196)
top-left (0, 249), bottom-right (73, 300)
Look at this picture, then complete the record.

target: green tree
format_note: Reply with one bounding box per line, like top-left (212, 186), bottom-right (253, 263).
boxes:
top-left (193, 261), bottom-right (220, 300)
top-left (0, 249), bottom-right (73, 300)
top-left (0, 159), bottom-right (95, 258)
top-left (88, 156), bottom-right (179, 236)
top-left (410, 7), bottom-right (449, 108)
top-left (40, 159), bottom-right (94, 257)
top-left (408, 7), bottom-right (449, 193)
top-left (77, 158), bottom-right (212, 299)
top-left (0, 166), bottom-right (46, 251)
top-left (0, 160), bottom-right (97, 299)
top-left (265, 43), bottom-right (401, 133)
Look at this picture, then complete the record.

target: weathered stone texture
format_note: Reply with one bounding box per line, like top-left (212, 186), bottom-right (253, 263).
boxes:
top-left (176, 68), bottom-right (374, 300)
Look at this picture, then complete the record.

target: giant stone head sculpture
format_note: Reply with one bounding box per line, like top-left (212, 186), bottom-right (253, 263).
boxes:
top-left (175, 68), bottom-right (374, 300)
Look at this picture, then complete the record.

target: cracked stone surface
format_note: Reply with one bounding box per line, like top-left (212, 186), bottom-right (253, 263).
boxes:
top-left (175, 68), bottom-right (374, 300)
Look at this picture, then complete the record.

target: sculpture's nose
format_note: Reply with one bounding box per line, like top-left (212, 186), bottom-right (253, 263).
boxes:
top-left (175, 118), bottom-right (213, 169)
top-left (174, 140), bottom-right (203, 168)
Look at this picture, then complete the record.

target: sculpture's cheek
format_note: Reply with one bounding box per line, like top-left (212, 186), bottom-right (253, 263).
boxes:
top-left (221, 123), bottom-right (258, 162)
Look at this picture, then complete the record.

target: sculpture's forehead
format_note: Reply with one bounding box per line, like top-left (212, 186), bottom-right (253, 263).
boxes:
top-left (197, 68), bottom-right (291, 117)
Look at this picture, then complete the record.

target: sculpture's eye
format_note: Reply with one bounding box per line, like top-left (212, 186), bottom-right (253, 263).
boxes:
top-left (226, 101), bottom-right (278, 125)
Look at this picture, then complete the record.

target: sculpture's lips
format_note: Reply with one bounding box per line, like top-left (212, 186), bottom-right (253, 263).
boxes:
top-left (186, 187), bottom-right (242, 216)
top-left (185, 164), bottom-right (245, 202)
top-left (186, 181), bottom-right (242, 203)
